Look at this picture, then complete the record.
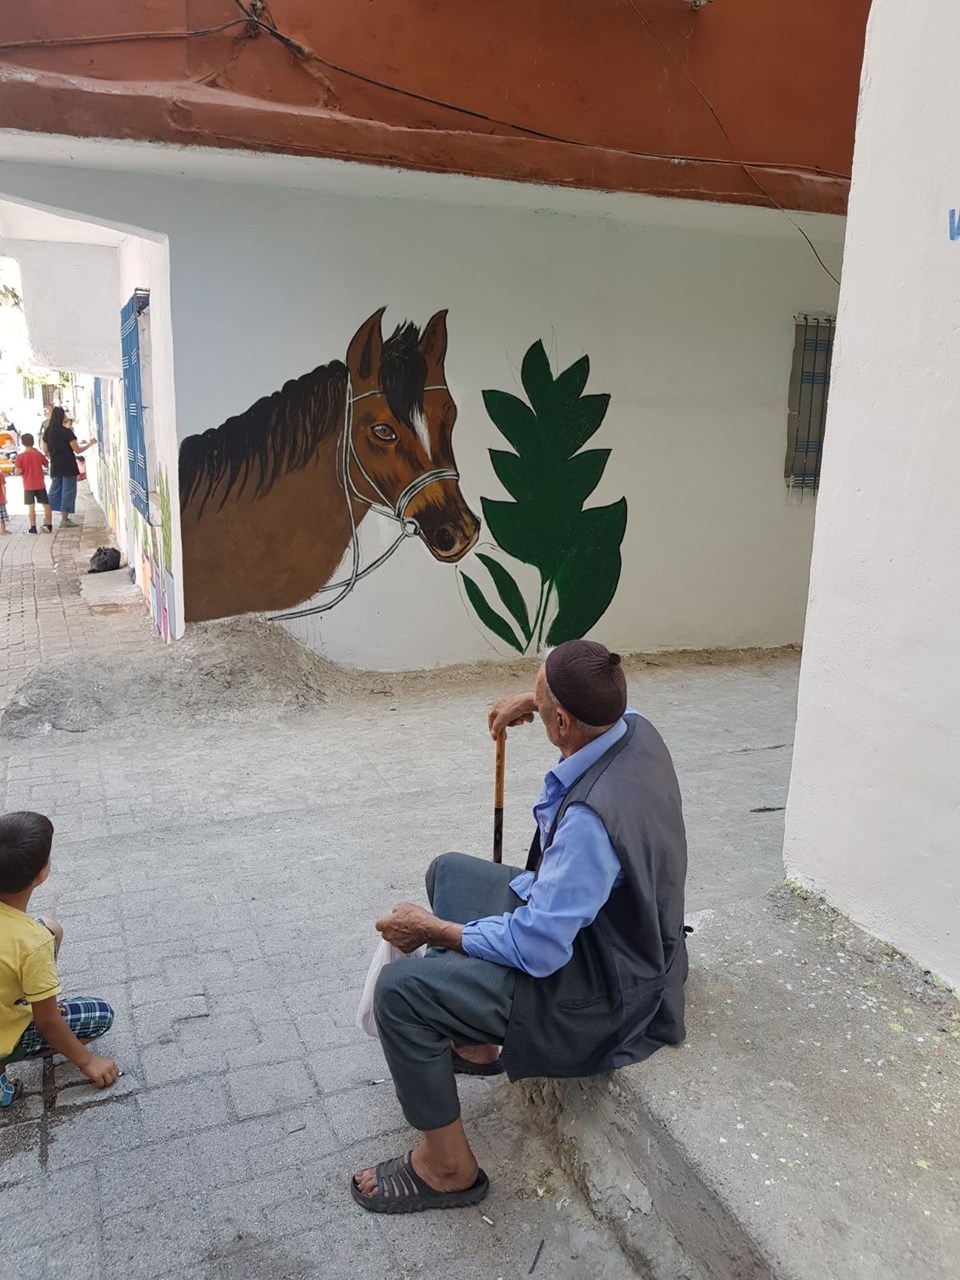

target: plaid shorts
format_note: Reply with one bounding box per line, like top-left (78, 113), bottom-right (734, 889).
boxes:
top-left (3, 998), bottom-right (115, 1065)
top-left (0, 502), bottom-right (8, 522)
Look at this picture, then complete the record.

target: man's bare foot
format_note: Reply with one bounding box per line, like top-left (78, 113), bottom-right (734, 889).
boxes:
top-left (354, 1144), bottom-right (479, 1199)
top-left (452, 1043), bottom-right (499, 1066)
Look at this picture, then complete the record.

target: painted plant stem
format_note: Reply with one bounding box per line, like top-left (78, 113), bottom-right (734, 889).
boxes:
top-left (525, 580), bottom-right (549, 656)
top-left (525, 578), bottom-right (555, 655)
top-left (536, 580), bottom-right (555, 652)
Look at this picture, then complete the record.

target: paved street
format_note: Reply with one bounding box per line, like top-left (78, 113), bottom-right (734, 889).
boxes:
top-left (0, 485), bottom-right (153, 704)
top-left (0, 481), bottom-right (801, 1280)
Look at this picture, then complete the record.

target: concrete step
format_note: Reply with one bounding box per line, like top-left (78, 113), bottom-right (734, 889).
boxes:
top-left (520, 887), bottom-right (960, 1280)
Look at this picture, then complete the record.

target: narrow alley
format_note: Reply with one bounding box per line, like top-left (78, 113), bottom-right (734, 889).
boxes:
top-left (0, 485), bottom-right (804, 1280)
top-left (3, 4), bottom-right (960, 1277)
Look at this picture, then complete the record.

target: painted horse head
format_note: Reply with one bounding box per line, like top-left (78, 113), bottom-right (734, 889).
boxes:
top-left (345, 308), bottom-right (480, 563)
top-left (178, 307), bottom-right (479, 622)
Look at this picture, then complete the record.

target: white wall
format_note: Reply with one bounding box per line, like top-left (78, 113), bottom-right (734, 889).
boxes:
top-left (0, 199), bottom-right (183, 637)
top-left (273, 210), bottom-right (835, 668)
top-left (783, 0), bottom-right (960, 989)
top-left (0, 139), bottom-right (842, 668)
top-left (0, 256), bottom-right (37, 431)
top-left (117, 230), bottom-right (182, 632)
top-left (6, 241), bottom-right (121, 374)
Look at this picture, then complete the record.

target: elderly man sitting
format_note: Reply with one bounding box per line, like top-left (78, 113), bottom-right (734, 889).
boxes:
top-left (351, 639), bottom-right (688, 1213)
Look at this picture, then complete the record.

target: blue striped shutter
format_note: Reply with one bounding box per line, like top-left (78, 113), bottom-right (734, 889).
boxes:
top-left (93, 377), bottom-right (105, 458)
top-left (121, 292), bottom-right (150, 516)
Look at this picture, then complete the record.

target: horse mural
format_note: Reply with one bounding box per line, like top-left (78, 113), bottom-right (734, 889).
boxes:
top-left (179, 308), bottom-right (480, 622)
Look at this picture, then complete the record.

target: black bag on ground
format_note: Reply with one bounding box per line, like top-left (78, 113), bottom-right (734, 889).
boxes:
top-left (88, 546), bottom-right (121, 574)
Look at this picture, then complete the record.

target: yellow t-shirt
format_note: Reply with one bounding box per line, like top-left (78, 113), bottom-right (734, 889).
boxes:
top-left (0, 902), bottom-right (61, 1058)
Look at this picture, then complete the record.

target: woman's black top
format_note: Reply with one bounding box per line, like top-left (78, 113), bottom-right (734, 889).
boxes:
top-left (45, 426), bottom-right (79, 478)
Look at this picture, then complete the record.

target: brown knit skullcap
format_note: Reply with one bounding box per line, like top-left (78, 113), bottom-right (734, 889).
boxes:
top-left (544, 640), bottom-right (627, 727)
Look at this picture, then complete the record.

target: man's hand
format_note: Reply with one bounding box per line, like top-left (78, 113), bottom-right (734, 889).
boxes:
top-left (488, 691), bottom-right (537, 739)
top-left (80, 1053), bottom-right (120, 1089)
top-left (376, 903), bottom-right (464, 954)
top-left (376, 903), bottom-right (436, 953)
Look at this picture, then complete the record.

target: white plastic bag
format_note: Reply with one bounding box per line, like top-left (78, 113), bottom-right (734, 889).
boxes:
top-left (356, 938), bottom-right (425, 1037)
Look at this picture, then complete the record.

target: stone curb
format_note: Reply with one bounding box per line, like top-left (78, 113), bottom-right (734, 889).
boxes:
top-left (517, 888), bottom-right (960, 1280)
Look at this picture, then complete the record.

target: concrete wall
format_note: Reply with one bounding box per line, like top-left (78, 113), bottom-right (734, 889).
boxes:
top-left (116, 231), bottom-right (182, 640)
top-left (0, 256), bottom-right (38, 433)
top-left (76, 373), bottom-right (131, 561)
top-left (0, 141), bottom-right (842, 668)
top-left (0, 201), bottom-right (183, 640)
top-left (783, 0), bottom-right (960, 989)
top-left (7, 240), bottom-right (120, 375)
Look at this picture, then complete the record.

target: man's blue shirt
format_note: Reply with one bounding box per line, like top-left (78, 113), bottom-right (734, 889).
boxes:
top-left (460, 713), bottom-right (637, 977)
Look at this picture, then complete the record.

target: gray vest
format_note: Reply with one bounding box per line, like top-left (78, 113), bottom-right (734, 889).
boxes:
top-left (500, 713), bottom-right (688, 1081)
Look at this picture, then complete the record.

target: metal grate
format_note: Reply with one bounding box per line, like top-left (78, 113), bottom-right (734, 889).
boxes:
top-left (785, 315), bottom-right (835, 493)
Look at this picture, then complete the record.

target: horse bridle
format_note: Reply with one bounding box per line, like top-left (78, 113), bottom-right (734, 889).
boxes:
top-left (271, 382), bottom-right (459, 621)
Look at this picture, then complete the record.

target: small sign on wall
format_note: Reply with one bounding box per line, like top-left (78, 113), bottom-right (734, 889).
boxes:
top-left (950, 210), bottom-right (960, 241)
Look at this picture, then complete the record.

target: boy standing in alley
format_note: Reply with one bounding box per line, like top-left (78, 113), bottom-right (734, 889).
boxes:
top-left (14, 433), bottom-right (52, 535)
top-left (0, 812), bottom-right (118, 1106)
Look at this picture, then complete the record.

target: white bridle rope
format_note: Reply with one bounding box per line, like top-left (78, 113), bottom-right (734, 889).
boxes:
top-left (271, 383), bottom-right (458, 622)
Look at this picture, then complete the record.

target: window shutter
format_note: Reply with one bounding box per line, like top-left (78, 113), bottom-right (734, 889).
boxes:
top-left (785, 315), bottom-right (835, 492)
top-left (121, 290), bottom-right (150, 517)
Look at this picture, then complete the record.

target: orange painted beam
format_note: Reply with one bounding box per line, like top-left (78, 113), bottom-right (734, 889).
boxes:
top-left (0, 0), bottom-right (871, 213)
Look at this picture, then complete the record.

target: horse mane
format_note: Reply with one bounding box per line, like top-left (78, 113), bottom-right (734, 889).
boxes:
top-left (178, 361), bottom-right (348, 515)
top-left (178, 321), bottom-right (430, 516)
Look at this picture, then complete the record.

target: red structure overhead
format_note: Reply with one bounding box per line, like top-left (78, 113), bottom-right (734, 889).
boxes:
top-left (0, 0), bottom-right (871, 214)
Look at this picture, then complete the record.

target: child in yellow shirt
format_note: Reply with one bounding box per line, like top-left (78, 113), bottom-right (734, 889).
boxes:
top-left (0, 811), bottom-right (119, 1106)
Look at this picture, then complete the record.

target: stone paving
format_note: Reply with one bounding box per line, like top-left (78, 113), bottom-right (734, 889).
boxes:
top-left (0, 478), bottom-right (154, 703)
top-left (0, 478), bottom-right (802, 1280)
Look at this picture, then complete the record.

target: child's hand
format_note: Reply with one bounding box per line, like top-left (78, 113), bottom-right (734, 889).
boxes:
top-left (81, 1054), bottom-right (120, 1088)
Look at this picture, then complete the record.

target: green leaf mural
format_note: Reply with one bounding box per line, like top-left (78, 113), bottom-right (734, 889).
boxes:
top-left (461, 571), bottom-right (524, 652)
top-left (462, 340), bottom-right (627, 653)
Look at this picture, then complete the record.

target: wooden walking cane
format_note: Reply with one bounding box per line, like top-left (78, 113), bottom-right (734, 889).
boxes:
top-left (493, 730), bottom-right (506, 863)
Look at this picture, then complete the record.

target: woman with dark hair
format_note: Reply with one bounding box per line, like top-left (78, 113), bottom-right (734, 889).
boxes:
top-left (41, 407), bottom-right (96, 529)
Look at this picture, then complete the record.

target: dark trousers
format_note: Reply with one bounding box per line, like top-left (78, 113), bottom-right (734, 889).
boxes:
top-left (374, 851), bottom-right (523, 1132)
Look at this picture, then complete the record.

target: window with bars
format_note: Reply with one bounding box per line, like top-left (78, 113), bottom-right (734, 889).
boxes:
top-left (785, 315), bottom-right (835, 493)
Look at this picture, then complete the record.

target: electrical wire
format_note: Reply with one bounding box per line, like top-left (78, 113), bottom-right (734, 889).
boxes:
top-left (623, 0), bottom-right (841, 285)
top-left (233, 0), bottom-right (851, 188)
top-left (0, 11), bottom-right (849, 190)
top-left (0, 1), bottom-right (850, 245)
top-left (0, 20), bottom-right (251, 50)
top-left (231, 0), bottom-right (305, 59)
